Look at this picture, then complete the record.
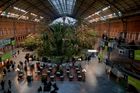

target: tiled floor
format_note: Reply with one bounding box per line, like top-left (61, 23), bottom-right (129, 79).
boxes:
top-left (0, 49), bottom-right (125, 93)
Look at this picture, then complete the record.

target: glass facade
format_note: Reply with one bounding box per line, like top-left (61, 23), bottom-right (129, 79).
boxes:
top-left (48, 0), bottom-right (76, 15)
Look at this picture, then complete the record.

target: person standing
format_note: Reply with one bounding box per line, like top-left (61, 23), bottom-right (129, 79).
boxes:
top-left (52, 83), bottom-right (58, 91)
top-left (3, 68), bottom-right (7, 76)
top-left (11, 63), bottom-right (15, 71)
top-left (3, 90), bottom-right (6, 93)
top-left (7, 89), bottom-right (11, 93)
top-left (8, 80), bottom-right (11, 89)
top-left (17, 50), bottom-right (19, 55)
top-left (0, 80), bottom-right (5, 90)
top-left (24, 65), bottom-right (27, 74)
top-left (38, 86), bottom-right (42, 93)
top-left (50, 89), bottom-right (57, 93)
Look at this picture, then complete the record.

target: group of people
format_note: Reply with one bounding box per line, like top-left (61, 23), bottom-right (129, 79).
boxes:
top-left (0, 60), bottom-right (15, 93)
top-left (0, 80), bottom-right (12, 93)
top-left (0, 50), bottom-right (85, 93)
top-left (3, 60), bottom-right (15, 74)
top-left (38, 81), bottom-right (59, 93)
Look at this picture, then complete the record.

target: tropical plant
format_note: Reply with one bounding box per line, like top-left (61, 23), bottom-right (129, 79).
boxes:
top-left (75, 26), bottom-right (97, 49)
top-left (37, 23), bottom-right (80, 62)
top-left (21, 34), bottom-right (41, 51)
top-left (35, 19), bottom-right (97, 63)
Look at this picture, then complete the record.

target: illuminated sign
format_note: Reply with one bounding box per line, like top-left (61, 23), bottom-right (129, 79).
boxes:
top-left (128, 76), bottom-right (140, 90)
top-left (134, 50), bottom-right (140, 61)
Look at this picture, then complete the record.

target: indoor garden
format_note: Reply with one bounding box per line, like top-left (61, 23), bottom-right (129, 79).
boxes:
top-left (21, 17), bottom-right (98, 63)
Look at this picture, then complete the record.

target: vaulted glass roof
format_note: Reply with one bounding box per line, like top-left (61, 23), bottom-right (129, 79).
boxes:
top-left (0, 0), bottom-right (140, 23)
top-left (48, 0), bottom-right (76, 15)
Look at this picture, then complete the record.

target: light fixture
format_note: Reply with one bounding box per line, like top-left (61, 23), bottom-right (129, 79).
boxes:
top-left (13, 6), bottom-right (27, 13)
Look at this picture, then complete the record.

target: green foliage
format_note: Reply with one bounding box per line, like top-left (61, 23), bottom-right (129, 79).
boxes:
top-left (21, 34), bottom-right (41, 51)
top-left (76, 29), bottom-right (97, 49)
top-left (37, 22), bottom-right (97, 62)
top-left (38, 23), bottom-right (80, 62)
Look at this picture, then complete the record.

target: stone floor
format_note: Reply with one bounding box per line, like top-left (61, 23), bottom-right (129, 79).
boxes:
top-left (0, 49), bottom-right (125, 93)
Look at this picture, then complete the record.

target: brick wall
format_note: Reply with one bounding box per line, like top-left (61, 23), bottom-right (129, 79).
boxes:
top-left (95, 16), bottom-right (140, 43)
top-left (0, 17), bottom-right (38, 46)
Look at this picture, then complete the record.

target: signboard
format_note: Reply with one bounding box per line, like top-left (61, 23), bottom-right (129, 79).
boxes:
top-left (134, 50), bottom-right (140, 61)
top-left (0, 52), bottom-right (12, 62)
top-left (128, 76), bottom-right (140, 91)
top-left (129, 50), bottom-right (134, 59)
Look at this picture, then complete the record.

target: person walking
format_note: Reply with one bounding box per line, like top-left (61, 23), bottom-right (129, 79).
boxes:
top-left (37, 86), bottom-right (42, 93)
top-left (17, 50), bottom-right (20, 54)
top-left (3, 68), bottom-right (7, 75)
top-left (7, 89), bottom-right (11, 93)
top-left (52, 83), bottom-right (58, 91)
top-left (3, 90), bottom-right (6, 93)
top-left (11, 63), bottom-right (15, 71)
top-left (0, 80), bottom-right (5, 90)
top-left (50, 89), bottom-right (57, 93)
top-left (24, 65), bottom-right (27, 74)
top-left (8, 80), bottom-right (11, 89)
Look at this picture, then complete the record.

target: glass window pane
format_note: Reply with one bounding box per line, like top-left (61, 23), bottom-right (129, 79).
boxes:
top-left (48, 0), bottom-right (76, 15)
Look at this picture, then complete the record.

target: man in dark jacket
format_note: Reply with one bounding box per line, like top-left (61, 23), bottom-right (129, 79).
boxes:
top-left (0, 80), bottom-right (5, 90)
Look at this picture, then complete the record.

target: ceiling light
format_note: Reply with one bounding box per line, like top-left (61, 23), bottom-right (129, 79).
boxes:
top-left (30, 13), bottom-right (37, 17)
top-left (13, 6), bottom-right (27, 13)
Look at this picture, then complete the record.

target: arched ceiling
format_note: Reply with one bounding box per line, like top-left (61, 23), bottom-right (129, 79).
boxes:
top-left (0, 0), bottom-right (140, 23)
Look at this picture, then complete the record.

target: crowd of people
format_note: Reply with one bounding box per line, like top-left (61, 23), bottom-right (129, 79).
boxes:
top-left (0, 50), bottom-right (86, 93)
top-left (37, 81), bottom-right (59, 93)
top-left (0, 75), bottom-right (12, 93)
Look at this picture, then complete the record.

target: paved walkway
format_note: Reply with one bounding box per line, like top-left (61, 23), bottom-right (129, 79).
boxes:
top-left (0, 49), bottom-right (125, 93)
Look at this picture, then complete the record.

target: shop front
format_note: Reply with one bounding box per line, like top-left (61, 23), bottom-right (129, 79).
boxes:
top-left (0, 38), bottom-right (15, 67)
top-left (0, 52), bottom-right (12, 67)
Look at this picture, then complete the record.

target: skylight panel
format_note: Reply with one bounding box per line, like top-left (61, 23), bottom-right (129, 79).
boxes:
top-left (48, 0), bottom-right (76, 15)
top-left (85, 6), bottom-right (110, 20)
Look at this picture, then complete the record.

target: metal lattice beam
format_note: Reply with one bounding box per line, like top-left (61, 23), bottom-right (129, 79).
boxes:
top-left (114, 0), bottom-right (128, 12)
top-left (0, 0), bottom-right (21, 15)
top-left (57, 0), bottom-right (64, 14)
top-left (85, 6), bottom-right (105, 18)
top-left (132, 0), bottom-right (140, 8)
top-left (98, 0), bottom-right (122, 20)
top-left (74, 0), bottom-right (85, 17)
top-left (79, 0), bottom-right (97, 17)
top-left (0, 0), bottom-right (12, 8)
top-left (122, 0), bottom-right (132, 10)
top-left (65, 0), bottom-right (68, 13)
top-left (39, 0), bottom-right (57, 17)
top-left (17, 2), bottom-right (42, 20)
top-left (24, 0), bottom-right (52, 18)
top-left (104, 0), bottom-right (124, 13)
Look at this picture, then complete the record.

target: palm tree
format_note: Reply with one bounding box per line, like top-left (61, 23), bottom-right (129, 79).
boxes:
top-left (38, 18), bottom-right (97, 63)
top-left (39, 23), bottom-right (79, 62)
